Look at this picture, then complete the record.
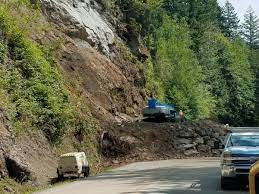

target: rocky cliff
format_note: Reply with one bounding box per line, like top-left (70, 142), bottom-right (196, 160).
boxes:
top-left (40, 0), bottom-right (146, 124)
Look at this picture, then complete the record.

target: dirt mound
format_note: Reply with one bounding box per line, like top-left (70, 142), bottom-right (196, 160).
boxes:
top-left (101, 120), bottom-right (225, 164)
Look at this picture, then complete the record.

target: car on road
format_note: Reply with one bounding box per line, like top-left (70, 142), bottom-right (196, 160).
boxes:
top-left (57, 152), bottom-right (90, 179)
top-left (220, 128), bottom-right (259, 189)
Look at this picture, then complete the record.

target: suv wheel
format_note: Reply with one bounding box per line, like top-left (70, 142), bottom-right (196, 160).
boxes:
top-left (221, 177), bottom-right (235, 190)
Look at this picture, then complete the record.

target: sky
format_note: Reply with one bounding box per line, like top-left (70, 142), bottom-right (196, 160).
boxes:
top-left (218, 0), bottom-right (259, 21)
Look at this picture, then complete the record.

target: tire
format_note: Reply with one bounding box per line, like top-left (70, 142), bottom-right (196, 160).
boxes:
top-left (221, 177), bottom-right (235, 190)
top-left (57, 169), bottom-right (64, 179)
top-left (83, 167), bottom-right (90, 177)
top-left (221, 177), bottom-right (228, 190)
top-left (256, 176), bottom-right (259, 193)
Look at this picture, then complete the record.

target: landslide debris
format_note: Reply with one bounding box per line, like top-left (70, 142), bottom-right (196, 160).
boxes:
top-left (101, 120), bottom-right (225, 164)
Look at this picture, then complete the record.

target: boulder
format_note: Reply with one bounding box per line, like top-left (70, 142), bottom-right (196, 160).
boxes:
top-left (195, 128), bottom-right (207, 136)
top-left (178, 129), bottom-right (195, 138)
top-left (119, 136), bottom-right (137, 145)
top-left (212, 132), bottom-right (220, 139)
top-left (206, 140), bottom-right (215, 148)
top-left (177, 138), bottom-right (192, 145)
top-left (5, 150), bottom-right (33, 182)
top-left (182, 144), bottom-right (195, 150)
top-left (194, 137), bottom-right (204, 145)
top-left (197, 145), bottom-right (211, 153)
top-left (203, 136), bottom-right (210, 142)
top-left (211, 149), bottom-right (221, 156)
top-left (184, 149), bottom-right (199, 156)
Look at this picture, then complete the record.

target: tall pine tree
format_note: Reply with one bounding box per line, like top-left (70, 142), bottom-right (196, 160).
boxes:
top-left (221, 0), bottom-right (240, 39)
top-left (242, 6), bottom-right (259, 48)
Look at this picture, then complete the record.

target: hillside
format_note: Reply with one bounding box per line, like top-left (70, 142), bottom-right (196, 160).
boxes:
top-left (0, 0), bottom-right (148, 192)
top-left (0, 0), bottom-right (259, 193)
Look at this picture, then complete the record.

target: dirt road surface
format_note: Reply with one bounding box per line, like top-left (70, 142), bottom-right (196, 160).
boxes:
top-left (37, 159), bottom-right (248, 194)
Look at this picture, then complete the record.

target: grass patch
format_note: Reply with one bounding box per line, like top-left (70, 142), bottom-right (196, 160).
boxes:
top-left (0, 178), bottom-right (38, 194)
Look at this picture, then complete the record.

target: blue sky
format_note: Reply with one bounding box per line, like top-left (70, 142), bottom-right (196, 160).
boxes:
top-left (218, 0), bottom-right (259, 20)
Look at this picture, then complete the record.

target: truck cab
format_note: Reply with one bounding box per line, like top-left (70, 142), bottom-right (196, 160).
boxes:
top-left (142, 99), bottom-right (176, 121)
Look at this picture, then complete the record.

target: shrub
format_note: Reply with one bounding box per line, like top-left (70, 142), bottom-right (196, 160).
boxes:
top-left (0, 0), bottom-right (74, 143)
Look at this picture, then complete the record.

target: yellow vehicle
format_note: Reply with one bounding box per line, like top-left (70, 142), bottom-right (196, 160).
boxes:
top-left (249, 161), bottom-right (259, 194)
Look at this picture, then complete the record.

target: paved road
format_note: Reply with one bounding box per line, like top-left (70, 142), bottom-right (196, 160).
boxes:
top-left (37, 159), bottom-right (248, 194)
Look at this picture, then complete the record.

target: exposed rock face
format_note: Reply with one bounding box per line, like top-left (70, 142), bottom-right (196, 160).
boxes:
top-left (41, 0), bottom-right (115, 56)
top-left (38, 0), bottom-right (146, 124)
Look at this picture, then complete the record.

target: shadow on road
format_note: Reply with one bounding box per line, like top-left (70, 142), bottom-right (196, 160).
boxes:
top-left (49, 176), bottom-right (86, 185)
top-left (87, 163), bottom-right (248, 194)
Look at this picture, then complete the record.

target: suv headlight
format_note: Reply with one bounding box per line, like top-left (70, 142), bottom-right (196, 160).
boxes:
top-left (222, 152), bottom-right (234, 165)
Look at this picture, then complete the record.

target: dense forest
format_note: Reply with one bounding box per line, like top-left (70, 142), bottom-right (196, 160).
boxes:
top-left (100, 0), bottom-right (259, 126)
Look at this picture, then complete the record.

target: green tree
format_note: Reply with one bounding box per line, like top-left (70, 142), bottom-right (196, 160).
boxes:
top-left (221, 0), bottom-right (240, 39)
top-left (162, 0), bottom-right (221, 51)
top-left (242, 7), bottom-right (259, 48)
top-left (152, 16), bottom-right (214, 119)
top-left (199, 26), bottom-right (255, 126)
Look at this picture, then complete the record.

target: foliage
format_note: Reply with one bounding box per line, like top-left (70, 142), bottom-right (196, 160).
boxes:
top-left (151, 16), bottom-right (214, 119)
top-left (199, 27), bottom-right (255, 125)
top-left (242, 7), bottom-right (259, 49)
top-left (0, 41), bottom-right (7, 63)
top-left (0, 0), bottom-right (96, 143)
top-left (162, 0), bottom-right (221, 51)
top-left (142, 58), bottom-right (165, 100)
top-left (221, 0), bottom-right (240, 39)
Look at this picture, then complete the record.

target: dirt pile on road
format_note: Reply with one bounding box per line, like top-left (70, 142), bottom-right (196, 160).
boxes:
top-left (101, 120), bottom-right (225, 165)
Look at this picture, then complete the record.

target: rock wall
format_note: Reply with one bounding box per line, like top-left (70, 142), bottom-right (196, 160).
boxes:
top-left (106, 120), bottom-right (226, 163)
top-left (172, 121), bottom-right (225, 157)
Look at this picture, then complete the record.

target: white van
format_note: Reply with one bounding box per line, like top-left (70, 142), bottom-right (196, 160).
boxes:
top-left (57, 152), bottom-right (89, 178)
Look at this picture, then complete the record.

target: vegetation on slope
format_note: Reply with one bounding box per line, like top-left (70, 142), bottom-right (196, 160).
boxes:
top-left (0, 0), bottom-right (96, 144)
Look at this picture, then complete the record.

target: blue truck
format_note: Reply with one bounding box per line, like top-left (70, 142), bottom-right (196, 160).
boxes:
top-left (142, 99), bottom-right (177, 121)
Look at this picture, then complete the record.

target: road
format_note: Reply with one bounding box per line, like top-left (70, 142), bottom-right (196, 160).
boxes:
top-left (37, 158), bottom-right (248, 194)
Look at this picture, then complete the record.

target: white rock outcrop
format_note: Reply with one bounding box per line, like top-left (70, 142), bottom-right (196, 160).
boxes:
top-left (41, 0), bottom-right (115, 56)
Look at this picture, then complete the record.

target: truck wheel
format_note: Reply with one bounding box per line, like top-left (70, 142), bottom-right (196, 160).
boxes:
top-left (57, 169), bottom-right (64, 179)
top-left (84, 167), bottom-right (90, 177)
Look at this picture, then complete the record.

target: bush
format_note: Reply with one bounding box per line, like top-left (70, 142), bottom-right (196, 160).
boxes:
top-left (0, 0), bottom-right (75, 143)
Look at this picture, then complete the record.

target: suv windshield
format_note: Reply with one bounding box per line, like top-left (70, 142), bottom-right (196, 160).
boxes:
top-left (227, 134), bottom-right (259, 147)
